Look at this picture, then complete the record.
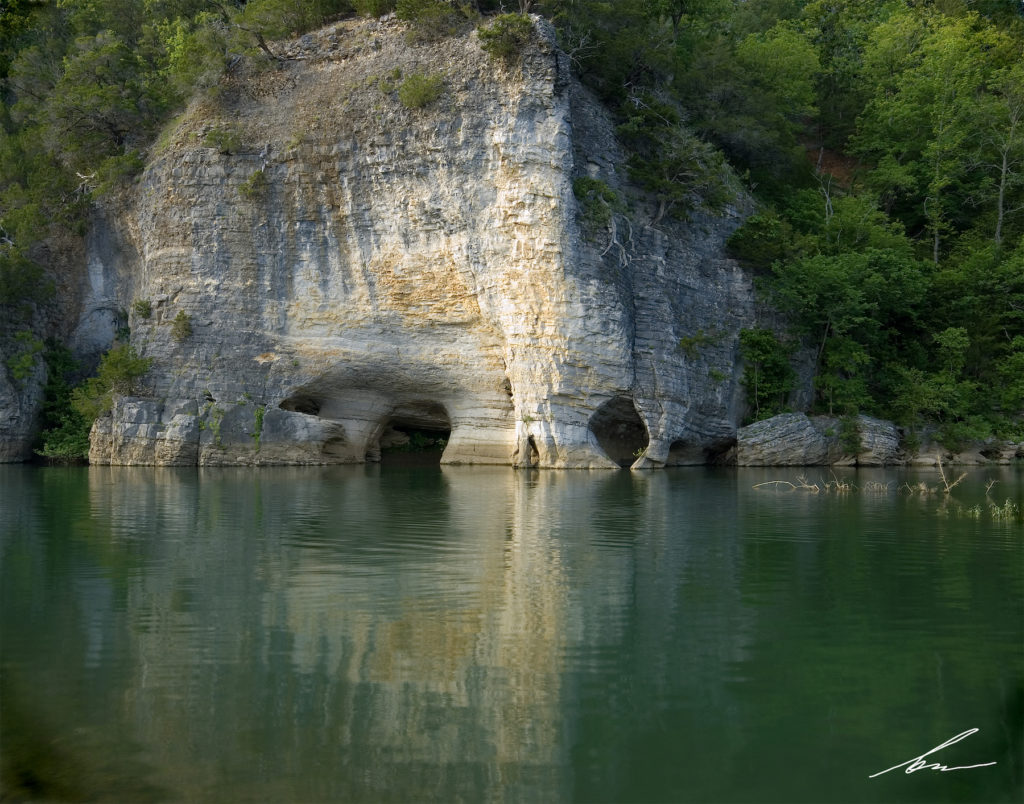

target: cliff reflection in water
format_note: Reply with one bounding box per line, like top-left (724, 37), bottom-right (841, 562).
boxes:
top-left (78, 466), bottom-right (724, 801)
top-left (3, 465), bottom-right (1018, 803)
top-left (65, 466), bottom-right (753, 801)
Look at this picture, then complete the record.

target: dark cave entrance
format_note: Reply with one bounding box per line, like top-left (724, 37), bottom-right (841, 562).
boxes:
top-left (667, 438), bottom-right (737, 466)
top-left (589, 396), bottom-right (649, 468)
top-left (279, 393), bottom-right (321, 416)
top-left (526, 435), bottom-right (539, 466)
top-left (377, 401), bottom-right (452, 465)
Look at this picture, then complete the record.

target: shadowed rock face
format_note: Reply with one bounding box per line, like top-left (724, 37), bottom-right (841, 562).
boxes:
top-left (735, 413), bottom-right (905, 467)
top-left (86, 16), bottom-right (757, 469)
top-left (0, 369), bottom-right (44, 463)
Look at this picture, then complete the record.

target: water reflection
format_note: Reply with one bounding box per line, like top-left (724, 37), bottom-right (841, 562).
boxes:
top-left (68, 466), bottom-right (577, 801)
top-left (0, 464), bottom-right (1020, 803)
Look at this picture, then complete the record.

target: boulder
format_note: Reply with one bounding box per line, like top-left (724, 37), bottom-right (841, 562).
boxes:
top-left (737, 413), bottom-right (904, 467)
top-left (737, 413), bottom-right (829, 466)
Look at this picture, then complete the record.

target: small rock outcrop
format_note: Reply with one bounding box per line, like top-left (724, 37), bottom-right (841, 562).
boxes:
top-left (736, 414), bottom-right (830, 466)
top-left (736, 413), bottom-right (904, 467)
top-left (852, 415), bottom-right (903, 466)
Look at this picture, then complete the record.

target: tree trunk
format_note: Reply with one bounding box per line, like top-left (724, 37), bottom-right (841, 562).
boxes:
top-left (995, 148), bottom-right (1008, 246)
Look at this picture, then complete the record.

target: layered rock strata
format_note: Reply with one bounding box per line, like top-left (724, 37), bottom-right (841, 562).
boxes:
top-left (87, 16), bottom-right (757, 468)
top-left (735, 413), bottom-right (903, 467)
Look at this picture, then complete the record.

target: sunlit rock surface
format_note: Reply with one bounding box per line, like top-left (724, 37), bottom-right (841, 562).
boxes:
top-left (89, 16), bottom-right (756, 468)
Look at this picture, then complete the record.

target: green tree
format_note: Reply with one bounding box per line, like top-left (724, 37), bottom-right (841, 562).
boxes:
top-left (71, 343), bottom-right (151, 421)
top-left (889, 327), bottom-right (980, 442)
top-left (767, 195), bottom-right (930, 414)
top-left (47, 31), bottom-right (162, 173)
top-left (645, 0), bottom-right (728, 41)
top-left (815, 334), bottom-right (871, 415)
top-left (800, 0), bottom-right (891, 148)
top-left (736, 22), bottom-right (819, 122)
top-left (155, 11), bottom-right (234, 96)
top-left (738, 328), bottom-right (796, 422)
top-left (853, 10), bottom-right (1017, 261)
top-left (926, 237), bottom-right (1024, 421)
top-left (979, 62), bottom-right (1024, 246)
top-left (673, 19), bottom-right (819, 191)
top-left (35, 341), bottom-right (91, 462)
top-left (616, 94), bottom-right (729, 222)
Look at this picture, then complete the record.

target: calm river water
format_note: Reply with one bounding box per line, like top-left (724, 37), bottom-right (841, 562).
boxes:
top-left (1, 463), bottom-right (1021, 803)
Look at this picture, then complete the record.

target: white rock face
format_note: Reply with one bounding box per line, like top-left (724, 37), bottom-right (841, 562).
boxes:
top-left (91, 17), bottom-right (757, 468)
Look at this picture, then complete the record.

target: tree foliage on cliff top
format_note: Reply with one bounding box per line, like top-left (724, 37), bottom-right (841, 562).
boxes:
top-left (537, 0), bottom-right (1022, 436)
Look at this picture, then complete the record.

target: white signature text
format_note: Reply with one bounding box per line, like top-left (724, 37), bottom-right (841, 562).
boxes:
top-left (869, 728), bottom-right (997, 778)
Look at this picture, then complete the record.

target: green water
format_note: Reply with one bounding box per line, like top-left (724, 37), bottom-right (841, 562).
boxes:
top-left (1, 464), bottom-right (1021, 803)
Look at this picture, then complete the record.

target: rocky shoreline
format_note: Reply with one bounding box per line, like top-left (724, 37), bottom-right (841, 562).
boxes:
top-left (736, 412), bottom-right (1022, 467)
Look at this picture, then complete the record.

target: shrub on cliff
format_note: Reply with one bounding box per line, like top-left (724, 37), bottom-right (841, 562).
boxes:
top-left (396, 0), bottom-right (466, 41)
top-left (4, 331), bottom-right (43, 387)
top-left (70, 344), bottom-right (152, 421)
top-left (616, 95), bottom-right (731, 223)
top-left (478, 13), bottom-right (532, 60)
top-left (572, 176), bottom-right (622, 234)
top-left (171, 310), bottom-right (193, 341)
top-left (398, 72), bottom-right (444, 108)
top-left (726, 212), bottom-right (795, 270)
top-left (354, 0), bottom-right (397, 16)
top-left (238, 169), bottom-right (269, 200)
top-left (0, 248), bottom-right (55, 313)
top-left (204, 127), bottom-right (243, 155)
top-left (237, 0), bottom-right (352, 40)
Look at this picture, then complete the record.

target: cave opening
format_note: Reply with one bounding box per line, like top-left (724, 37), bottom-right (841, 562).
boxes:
top-left (706, 439), bottom-right (737, 465)
top-left (667, 438), bottom-right (736, 466)
top-left (667, 440), bottom-right (694, 466)
top-left (589, 396), bottom-right (649, 468)
top-left (376, 401), bottom-right (452, 465)
top-left (527, 435), bottom-right (539, 466)
top-left (279, 393), bottom-right (321, 416)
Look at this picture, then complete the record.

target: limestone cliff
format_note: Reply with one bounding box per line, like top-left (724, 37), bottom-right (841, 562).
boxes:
top-left (86, 16), bottom-right (757, 469)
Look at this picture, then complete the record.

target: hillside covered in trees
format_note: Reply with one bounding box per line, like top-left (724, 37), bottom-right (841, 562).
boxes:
top-left (1, 0), bottom-right (1022, 459)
